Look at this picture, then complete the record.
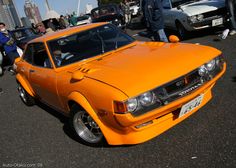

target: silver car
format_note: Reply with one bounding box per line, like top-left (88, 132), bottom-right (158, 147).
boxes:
top-left (162, 0), bottom-right (227, 39)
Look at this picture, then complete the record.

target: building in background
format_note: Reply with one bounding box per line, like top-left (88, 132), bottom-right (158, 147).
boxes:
top-left (0, 0), bottom-right (22, 30)
top-left (85, 3), bottom-right (93, 14)
top-left (21, 17), bottom-right (31, 27)
top-left (44, 0), bottom-right (59, 20)
top-left (24, 0), bottom-right (42, 24)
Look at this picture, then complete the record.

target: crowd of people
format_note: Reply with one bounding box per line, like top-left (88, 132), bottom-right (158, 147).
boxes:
top-left (31, 14), bottom-right (74, 35)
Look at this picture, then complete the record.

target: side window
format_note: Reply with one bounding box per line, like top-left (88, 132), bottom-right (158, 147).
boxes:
top-left (23, 44), bottom-right (33, 64)
top-left (32, 43), bottom-right (51, 68)
top-left (163, 0), bottom-right (171, 9)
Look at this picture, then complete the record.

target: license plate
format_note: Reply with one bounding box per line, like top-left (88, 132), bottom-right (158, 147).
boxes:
top-left (212, 18), bottom-right (223, 26)
top-left (179, 94), bottom-right (204, 118)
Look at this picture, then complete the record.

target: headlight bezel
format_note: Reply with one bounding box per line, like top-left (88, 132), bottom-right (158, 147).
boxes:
top-left (188, 14), bottom-right (204, 23)
top-left (198, 55), bottom-right (224, 79)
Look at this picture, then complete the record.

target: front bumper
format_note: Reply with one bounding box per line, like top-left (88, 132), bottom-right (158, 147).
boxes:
top-left (187, 15), bottom-right (227, 31)
top-left (103, 63), bottom-right (226, 145)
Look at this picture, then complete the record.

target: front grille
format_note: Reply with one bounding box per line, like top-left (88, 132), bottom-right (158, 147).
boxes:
top-left (132, 70), bottom-right (203, 117)
top-left (203, 7), bottom-right (227, 19)
top-left (190, 7), bottom-right (227, 28)
top-left (131, 57), bottom-right (224, 117)
top-left (154, 70), bottom-right (202, 104)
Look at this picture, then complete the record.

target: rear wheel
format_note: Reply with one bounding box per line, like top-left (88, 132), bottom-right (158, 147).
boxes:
top-left (70, 105), bottom-right (104, 145)
top-left (17, 84), bottom-right (35, 106)
top-left (0, 67), bottom-right (2, 76)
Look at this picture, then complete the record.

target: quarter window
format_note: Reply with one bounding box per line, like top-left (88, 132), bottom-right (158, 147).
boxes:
top-left (23, 44), bottom-right (33, 64)
top-left (32, 43), bottom-right (51, 68)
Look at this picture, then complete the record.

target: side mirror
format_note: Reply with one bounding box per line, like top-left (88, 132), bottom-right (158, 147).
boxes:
top-left (169, 35), bottom-right (180, 43)
top-left (71, 71), bottom-right (84, 81)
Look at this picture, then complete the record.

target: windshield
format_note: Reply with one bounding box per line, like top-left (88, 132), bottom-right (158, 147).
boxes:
top-left (47, 24), bottom-right (135, 67)
top-left (92, 6), bottom-right (117, 18)
top-left (171, 0), bottom-right (200, 8)
top-left (12, 29), bottom-right (35, 40)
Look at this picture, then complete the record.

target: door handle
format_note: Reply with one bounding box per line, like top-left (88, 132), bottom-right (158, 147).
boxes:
top-left (29, 69), bottom-right (35, 73)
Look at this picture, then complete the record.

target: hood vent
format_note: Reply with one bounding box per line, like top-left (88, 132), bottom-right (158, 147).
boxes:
top-left (78, 67), bottom-right (90, 73)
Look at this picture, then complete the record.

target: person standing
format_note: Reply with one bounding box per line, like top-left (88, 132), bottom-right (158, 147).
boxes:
top-left (0, 22), bottom-right (19, 69)
top-left (70, 14), bottom-right (78, 26)
top-left (226, 0), bottom-right (236, 35)
top-left (47, 18), bottom-right (56, 31)
top-left (144, 0), bottom-right (168, 42)
top-left (59, 15), bottom-right (67, 29)
top-left (36, 23), bottom-right (46, 35)
top-left (120, 0), bottom-right (131, 27)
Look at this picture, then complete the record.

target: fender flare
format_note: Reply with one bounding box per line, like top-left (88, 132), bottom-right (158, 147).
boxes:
top-left (16, 74), bottom-right (35, 97)
top-left (67, 91), bottom-right (118, 144)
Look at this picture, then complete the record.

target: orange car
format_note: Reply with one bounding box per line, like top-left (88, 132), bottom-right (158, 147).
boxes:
top-left (14, 23), bottom-right (226, 145)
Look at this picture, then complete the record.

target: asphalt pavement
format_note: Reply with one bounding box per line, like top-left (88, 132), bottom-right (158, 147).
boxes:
top-left (0, 27), bottom-right (235, 168)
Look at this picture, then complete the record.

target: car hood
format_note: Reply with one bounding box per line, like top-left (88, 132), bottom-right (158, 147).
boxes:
top-left (179, 0), bottom-right (225, 16)
top-left (81, 42), bottom-right (221, 97)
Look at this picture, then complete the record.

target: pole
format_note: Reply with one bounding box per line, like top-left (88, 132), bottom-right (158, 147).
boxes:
top-left (77, 0), bottom-right (81, 16)
top-left (45, 0), bottom-right (51, 11)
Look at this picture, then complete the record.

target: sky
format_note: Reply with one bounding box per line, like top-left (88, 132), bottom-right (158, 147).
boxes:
top-left (14, 0), bottom-right (98, 19)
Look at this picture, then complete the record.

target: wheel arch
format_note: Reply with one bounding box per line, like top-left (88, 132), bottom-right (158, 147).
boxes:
top-left (67, 92), bottom-right (107, 138)
top-left (16, 73), bottom-right (35, 97)
top-left (67, 91), bottom-right (122, 145)
top-left (175, 19), bottom-right (182, 29)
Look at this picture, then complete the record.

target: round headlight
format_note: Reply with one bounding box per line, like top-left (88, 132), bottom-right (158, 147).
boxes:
top-left (126, 98), bottom-right (138, 112)
top-left (197, 14), bottom-right (204, 21)
top-left (189, 15), bottom-right (197, 23)
top-left (198, 65), bottom-right (207, 76)
top-left (139, 92), bottom-right (154, 107)
top-left (206, 59), bottom-right (216, 71)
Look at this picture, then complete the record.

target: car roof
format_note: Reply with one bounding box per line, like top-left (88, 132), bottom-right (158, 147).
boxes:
top-left (29, 22), bottom-right (108, 43)
top-left (91, 4), bottom-right (119, 12)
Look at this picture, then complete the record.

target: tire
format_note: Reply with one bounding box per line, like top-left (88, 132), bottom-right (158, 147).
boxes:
top-left (0, 67), bottom-right (2, 76)
top-left (70, 105), bottom-right (104, 146)
top-left (176, 22), bottom-right (189, 40)
top-left (17, 84), bottom-right (35, 106)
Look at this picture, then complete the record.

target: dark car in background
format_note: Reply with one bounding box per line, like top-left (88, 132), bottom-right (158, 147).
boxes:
top-left (11, 28), bottom-right (39, 50)
top-left (91, 4), bottom-right (125, 28)
top-left (76, 15), bottom-right (91, 26)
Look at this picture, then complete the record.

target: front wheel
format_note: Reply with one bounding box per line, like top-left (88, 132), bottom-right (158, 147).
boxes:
top-left (70, 105), bottom-right (104, 145)
top-left (17, 84), bottom-right (35, 106)
top-left (176, 22), bottom-right (189, 40)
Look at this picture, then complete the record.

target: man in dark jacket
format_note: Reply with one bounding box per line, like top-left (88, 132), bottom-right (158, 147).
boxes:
top-left (226, 0), bottom-right (236, 35)
top-left (47, 19), bottom-right (56, 31)
top-left (0, 22), bottom-right (19, 67)
top-left (144, 0), bottom-right (168, 42)
top-left (59, 15), bottom-right (67, 29)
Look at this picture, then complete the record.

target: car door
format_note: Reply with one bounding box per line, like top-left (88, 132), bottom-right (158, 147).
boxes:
top-left (28, 42), bottom-right (62, 109)
top-left (162, 0), bottom-right (176, 29)
top-left (17, 44), bottom-right (34, 83)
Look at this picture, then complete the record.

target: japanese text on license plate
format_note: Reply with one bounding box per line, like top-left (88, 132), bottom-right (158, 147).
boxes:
top-left (179, 94), bottom-right (204, 118)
